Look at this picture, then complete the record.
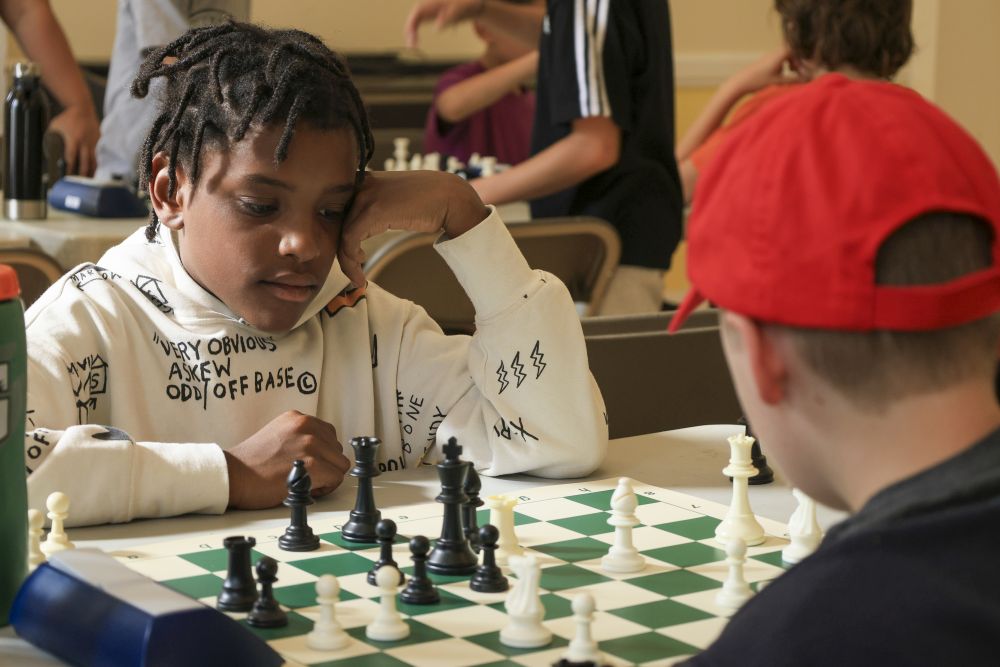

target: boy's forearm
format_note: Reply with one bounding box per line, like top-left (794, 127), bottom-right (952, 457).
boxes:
top-left (436, 52), bottom-right (537, 123)
top-left (472, 117), bottom-right (620, 205)
top-left (675, 79), bottom-right (746, 162)
top-left (478, 0), bottom-right (545, 49)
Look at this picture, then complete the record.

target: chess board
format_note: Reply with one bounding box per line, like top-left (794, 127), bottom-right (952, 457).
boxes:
top-left (111, 478), bottom-right (791, 666)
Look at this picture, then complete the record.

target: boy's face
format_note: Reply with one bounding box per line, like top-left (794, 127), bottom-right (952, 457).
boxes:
top-left (157, 124), bottom-right (358, 333)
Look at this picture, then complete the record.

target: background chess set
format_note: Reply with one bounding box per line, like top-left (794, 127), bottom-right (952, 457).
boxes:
top-left (109, 477), bottom-right (792, 666)
top-left (384, 137), bottom-right (504, 177)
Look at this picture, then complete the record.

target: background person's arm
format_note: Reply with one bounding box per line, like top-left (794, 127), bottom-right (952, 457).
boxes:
top-left (436, 51), bottom-right (538, 124)
top-left (405, 0), bottom-right (545, 50)
top-left (471, 116), bottom-right (620, 205)
top-left (0, 0), bottom-right (100, 175)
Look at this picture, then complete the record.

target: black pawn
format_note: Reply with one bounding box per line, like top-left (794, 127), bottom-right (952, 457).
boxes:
top-left (739, 416), bottom-right (775, 485)
top-left (278, 460), bottom-right (320, 551)
top-left (463, 464), bottom-right (484, 552)
top-left (367, 519), bottom-right (405, 586)
top-left (246, 556), bottom-right (287, 628)
top-left (342, 436), bottom-right (382, 543)
top-left (426, 437), bottom-right (478, 576)
top-left (470, 524), bottom-right (508, 593)
top-left (217, 535), bottom-right (258, 612)
top-left (400, 535), bottom-right (440, 605)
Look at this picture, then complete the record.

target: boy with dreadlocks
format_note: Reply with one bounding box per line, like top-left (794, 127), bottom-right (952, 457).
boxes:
top-left (22, 21), bottom-right (608, 527)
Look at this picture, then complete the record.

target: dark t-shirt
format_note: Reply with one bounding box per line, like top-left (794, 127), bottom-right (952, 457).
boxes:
top-left (531, 0), bottom-right (683, 269)
top-left (423, 61), bottom-right (535, 165)
top-left (685, 425), bottom-right (1000, 666)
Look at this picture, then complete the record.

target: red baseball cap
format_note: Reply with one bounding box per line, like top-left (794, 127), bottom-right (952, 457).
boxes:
top-left (668, 74), bottom-right (1000, 333)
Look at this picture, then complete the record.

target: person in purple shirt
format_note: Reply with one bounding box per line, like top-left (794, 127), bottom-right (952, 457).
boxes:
top-left (423, 0), bottom-right (539, 165)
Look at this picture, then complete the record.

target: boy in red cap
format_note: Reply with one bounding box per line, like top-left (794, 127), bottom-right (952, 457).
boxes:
top-left (672, 74), bottom-right (1000, 664)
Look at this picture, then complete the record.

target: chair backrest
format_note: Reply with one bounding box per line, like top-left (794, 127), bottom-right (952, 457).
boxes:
top-left (586, 324), bottom-right (741, 439)
top-left (581, 308), bottom-right (720, 337)
top-left (364, 216), bottom-right (620, 334)
top-left (0, 248), bottom-right (64, 308)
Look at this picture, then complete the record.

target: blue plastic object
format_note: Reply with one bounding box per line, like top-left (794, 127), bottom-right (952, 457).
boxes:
top-left (48, 176), bottom-right (148, 218)
top-left (11, 550), bottom-right (282, 667)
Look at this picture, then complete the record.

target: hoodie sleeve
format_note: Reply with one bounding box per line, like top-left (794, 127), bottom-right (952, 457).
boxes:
top-left (392, 207), bottom-right (609, 477)
top-left (25, 287), bottom-right (228, 527)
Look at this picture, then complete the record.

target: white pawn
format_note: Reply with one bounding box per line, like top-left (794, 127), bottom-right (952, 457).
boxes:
top-left (500, 555), bottom-right (551, 648)
top-left (782, 488), bottom-right (823, 564)
top-left (409, 153), bottom-right (422, 171)
top-left (422, 152), bottom-right (441, 171)
top-left (715, 434), bottom-right (766, 547)
top-left (27, 509), bottom-right (45, 571)
top-left (445, 156), bottom-right (461, 173)
top-left (307, 574), bottom-right (350, 651)
top-left (714, 537), bottom-right (754, 611)
top-left (487, 494), bottom-right (523, 566)
top-left (601, 478), bottom-right (645, 573)
top-left (561, 593), bottom-right (603, 663)
top-left (40, 492), bottom-right (74, 557)
top-left (383, 157), bottom-right (395, 172)
top-left (480, 156), bottom-right (497, 177)
top-left (366, 565), bottom-right (409, 642)
top-left (393, 137), bottom-right (410, 171)
top-left (468, 152), bottom-right (482, 167)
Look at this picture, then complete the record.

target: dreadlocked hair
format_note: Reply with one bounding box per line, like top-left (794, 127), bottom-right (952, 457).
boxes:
top-left (133, 20), bottom-right (374, 241)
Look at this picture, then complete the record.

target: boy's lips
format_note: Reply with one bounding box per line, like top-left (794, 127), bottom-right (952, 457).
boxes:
top-left (261, 273), bottom-right (319, 302)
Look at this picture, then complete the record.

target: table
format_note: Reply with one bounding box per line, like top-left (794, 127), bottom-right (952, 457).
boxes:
top-left (0, 424), bottom-right (846, 665)
top-left (0, 202), bottom-right (531, 272)
top-left (0, 212), bottom-right (146, 270)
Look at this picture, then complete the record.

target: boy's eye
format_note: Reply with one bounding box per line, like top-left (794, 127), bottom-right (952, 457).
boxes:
top-left (238, 198), bottom-right (277, 217)
top-left (319, 208), bottom-right (345, 223)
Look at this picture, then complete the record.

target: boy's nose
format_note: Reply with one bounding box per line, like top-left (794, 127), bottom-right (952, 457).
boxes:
top-left (279, 218), bottom-right (322, 262)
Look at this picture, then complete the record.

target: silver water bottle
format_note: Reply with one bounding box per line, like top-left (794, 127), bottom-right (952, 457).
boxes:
top-left (4, 62), bottom-right (48, 220)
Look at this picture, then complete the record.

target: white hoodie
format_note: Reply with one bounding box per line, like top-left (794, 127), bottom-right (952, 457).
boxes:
top-left (24, 208), bottom-right (608, 526)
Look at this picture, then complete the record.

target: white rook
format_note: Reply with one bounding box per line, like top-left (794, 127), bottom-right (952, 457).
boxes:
top-left (487, 494), bottom-right (523, 566)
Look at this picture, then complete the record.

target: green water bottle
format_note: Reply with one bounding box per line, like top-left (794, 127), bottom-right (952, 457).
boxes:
top-left (0, 265), bottom-right (26, 626)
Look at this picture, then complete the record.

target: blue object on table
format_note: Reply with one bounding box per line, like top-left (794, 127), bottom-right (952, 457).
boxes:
top-left (47, 176), bottom-right (148, 218)
top-left (11, 549), bottom-right (282, 667)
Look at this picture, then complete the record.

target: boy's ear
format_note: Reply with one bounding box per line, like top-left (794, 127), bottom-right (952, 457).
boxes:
top-left (722, 312), bottom-right (788, 406)
top-left (149, 151), bottom-right (188, 231)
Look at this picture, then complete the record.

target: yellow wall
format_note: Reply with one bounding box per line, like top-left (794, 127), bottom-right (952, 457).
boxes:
top-left (672, 0), bottom-right (780, 54)
top-left (909, 0), bottom-right (1000, 167)
top-left (44, 0), bottom-right (482, 62)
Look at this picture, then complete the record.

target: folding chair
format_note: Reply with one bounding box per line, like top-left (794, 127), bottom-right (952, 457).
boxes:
top-left (0, 248), bottom-right (64, 308)
top-left (585, 323), bottom-right (741, 439)
top-left (364, 216), bottom-right (620, 334)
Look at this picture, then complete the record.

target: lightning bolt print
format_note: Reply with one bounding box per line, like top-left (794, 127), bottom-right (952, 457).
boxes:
top-left (496, 361), bottom-right (509, 394)
top-left (510, 352), bottom-right (527, 388)
top-left (530, 340), bottom-right (547, 379)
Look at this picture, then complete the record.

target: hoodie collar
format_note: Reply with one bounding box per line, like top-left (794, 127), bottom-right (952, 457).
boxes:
top-left (99, 226), bottom-right (353, 332)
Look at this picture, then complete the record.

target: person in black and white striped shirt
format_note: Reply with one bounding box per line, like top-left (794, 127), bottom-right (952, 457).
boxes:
top-left (406, 0), bottom-right (683, 315)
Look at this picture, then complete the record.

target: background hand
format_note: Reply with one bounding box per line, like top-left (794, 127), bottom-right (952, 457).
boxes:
top-left (727, 47), bottom-right (806, 97)
top-left (404, 0), bottom-right (481, 48)
top-left (47, 104), bottom-right (100, 176)
top-left (224, 410), bottom-right (351, 510)
top-left (338, 171), bottom-right (488, 287)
